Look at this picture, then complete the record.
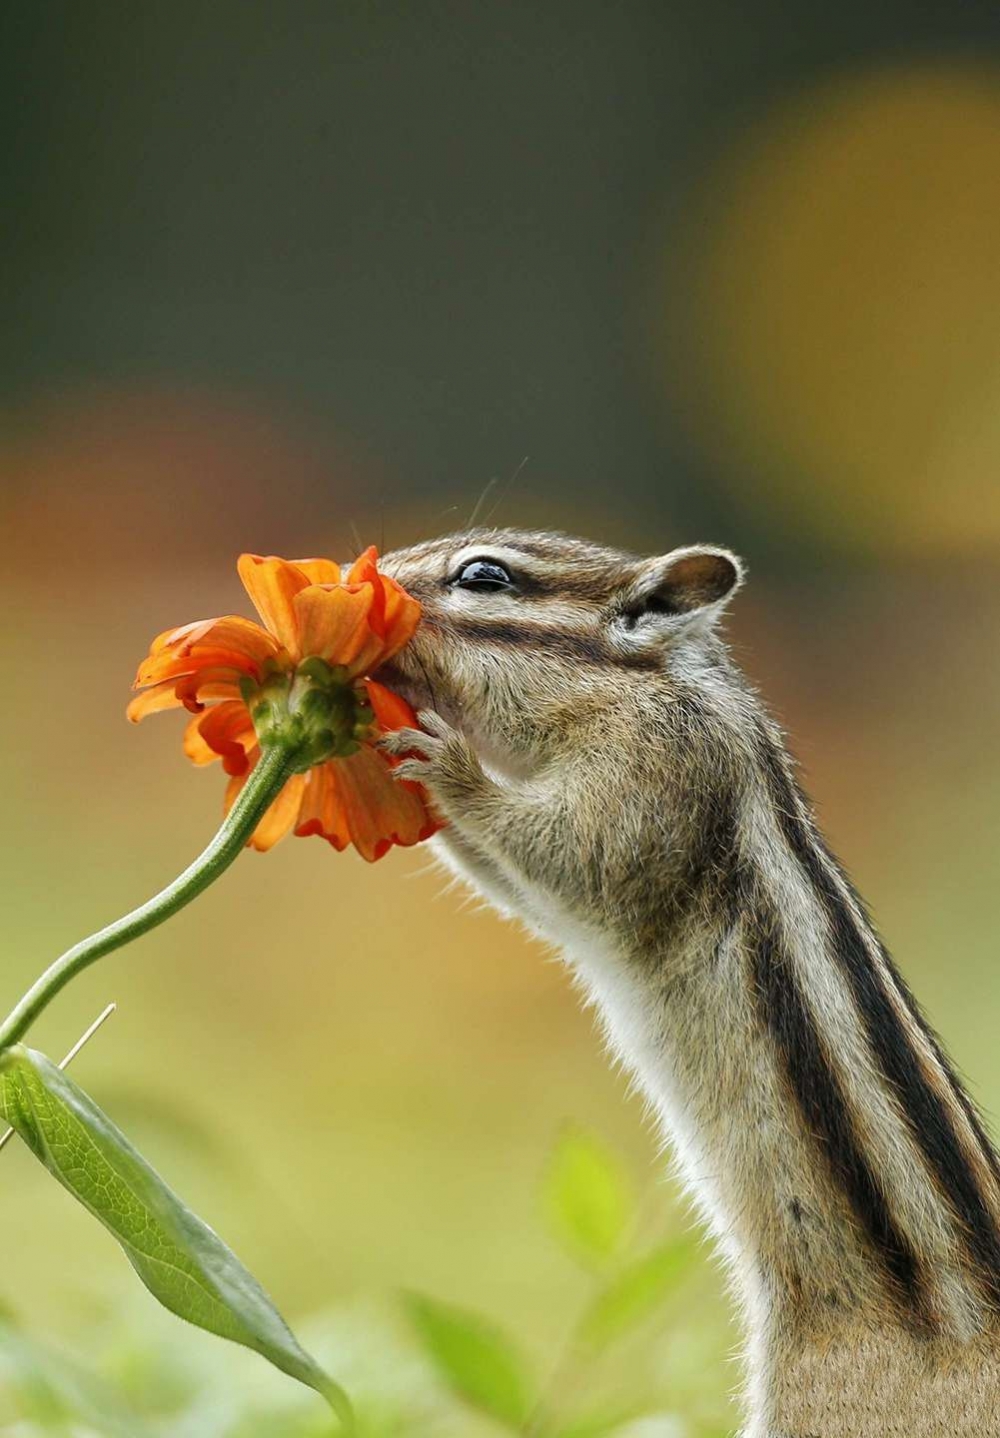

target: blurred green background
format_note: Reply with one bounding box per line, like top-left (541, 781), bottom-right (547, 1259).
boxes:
top-left (3, 3), bottom-right (1000, 1434)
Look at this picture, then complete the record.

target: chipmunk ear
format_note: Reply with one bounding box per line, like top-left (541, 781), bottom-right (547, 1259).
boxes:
top-left (616, 545), bottom-right (745, 634)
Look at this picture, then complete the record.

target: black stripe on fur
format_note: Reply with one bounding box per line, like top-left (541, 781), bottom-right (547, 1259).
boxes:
top-left (756, 728), bottom-right (1000, 1309)
top-left (750, 885), bottom-right (932, 1324)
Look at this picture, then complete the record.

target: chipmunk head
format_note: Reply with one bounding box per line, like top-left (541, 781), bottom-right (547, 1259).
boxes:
top-left (378, 529), bottom-right (744, 770)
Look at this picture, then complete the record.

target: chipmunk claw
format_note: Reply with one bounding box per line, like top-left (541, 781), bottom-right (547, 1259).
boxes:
top-left (415, 708), bottom-right (456, 741)
top-left (378, 711), bottom-right (486, 803)
top-left (375, 726), bottom-right (435, 762)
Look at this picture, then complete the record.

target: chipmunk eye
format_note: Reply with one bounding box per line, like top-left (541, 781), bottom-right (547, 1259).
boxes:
top-left (452, 559), bottom-right (514, 593)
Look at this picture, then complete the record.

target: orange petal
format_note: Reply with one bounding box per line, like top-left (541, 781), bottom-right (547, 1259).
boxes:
top-left (173, 670), bottom-right (247, 714)
top-left (142, 616), bottom-right (245, 661)
top-left (291, 558), bottom-right (341, 585)
top-left (346, 549), bottom-right (387, 639)
top-left (364, 678), bottom-right (419, 732)
top-left (345, 546), bottom-right (380, 586)
top-left (328, 583), bottom-right (421, 679)
top-left (176, 615), bottom-right (280, 665)
top-left (183, 701), bottom-right (257, 774)
top-left (137, 653), bottom-right (250, 692)
top-left (237, 555), bottom-right (316, 657)
top-left (146, 619), bottom-right (204, 655)
top-left (135, 615), bottom-right (280, 689)
top-left (224, 762), bottom-right (306, 851)
top-left (291, 583), bottom-right (376, 667)
top-left (294, 764), bottom-right (350, 850)
top-left (324, 745), bottom-right (439, 862)
top-left (128, 673), bottom-right (245, 722)
top-left (183, 713), bottom-right (218, 765)
top-left (373, 577), bottom-right (422, 663)
top-left (127, 680), bottom-right (185, 722)
top-left (339, 550), bottom-right (421, 673)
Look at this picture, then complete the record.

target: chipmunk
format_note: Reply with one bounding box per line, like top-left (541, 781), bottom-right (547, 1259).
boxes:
top-left (375, 528), bottom-right (1000, 1437)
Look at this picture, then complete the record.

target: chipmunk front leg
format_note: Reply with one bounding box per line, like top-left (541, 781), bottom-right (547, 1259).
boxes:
top-left (378, 712), bottom-right (525, 912)
top-left (379, 711), bottom-right (580, 910)
top-left (379, 710), bottom-right (496, 822)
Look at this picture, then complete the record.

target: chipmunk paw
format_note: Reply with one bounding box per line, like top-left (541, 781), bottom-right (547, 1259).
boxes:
top-left (377, 710), bottom-right (487, 808)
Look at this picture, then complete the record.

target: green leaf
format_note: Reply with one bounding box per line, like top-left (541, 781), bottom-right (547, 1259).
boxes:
top-left (0, 1045), bottom-right (353, 1432)
top-left (404, 1293), bottom-right (534, 1429)
top-left (543, 1125), bottom-right (634, 1266)
top-left (580, 1236), bottom-right (699, 1350)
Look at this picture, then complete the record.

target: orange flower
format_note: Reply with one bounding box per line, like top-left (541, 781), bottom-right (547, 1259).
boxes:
top-left (129, 549), bottom-right (441, 861)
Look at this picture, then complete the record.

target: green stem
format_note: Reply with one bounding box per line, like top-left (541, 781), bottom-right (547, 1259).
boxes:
top-left (0, 743), bottom-right (297, 1053)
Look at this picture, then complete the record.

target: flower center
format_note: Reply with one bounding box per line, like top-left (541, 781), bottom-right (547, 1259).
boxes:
top-left (242, 658), bottom-right (375, 773)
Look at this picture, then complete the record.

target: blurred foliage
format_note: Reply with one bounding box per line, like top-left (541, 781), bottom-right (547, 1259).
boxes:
top-left (542, 1126), bottom-right (635, 1269)
top-left (1, 1125), bottom-right (727, 1436)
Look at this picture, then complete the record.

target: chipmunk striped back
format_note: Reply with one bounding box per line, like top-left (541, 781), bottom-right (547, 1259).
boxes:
top-left (377, 528), bottom-right (1000, 1435)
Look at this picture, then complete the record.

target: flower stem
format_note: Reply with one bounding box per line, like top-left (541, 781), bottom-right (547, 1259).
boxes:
top-left (0, 743), bottom-right (297, 1053)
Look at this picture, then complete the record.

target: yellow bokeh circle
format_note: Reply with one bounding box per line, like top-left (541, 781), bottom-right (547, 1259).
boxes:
top-left (660, 61), bottom-right (1000, 555)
